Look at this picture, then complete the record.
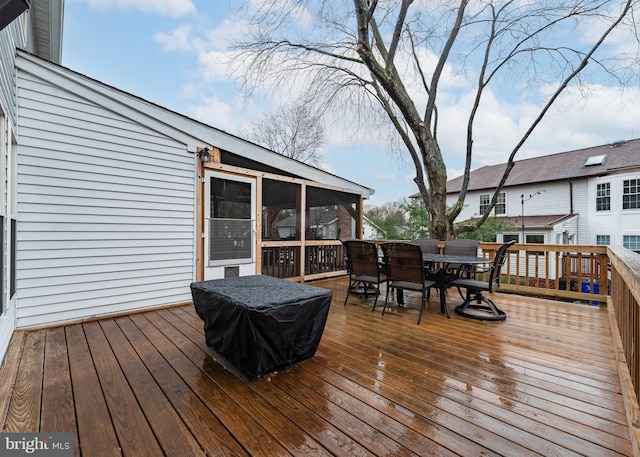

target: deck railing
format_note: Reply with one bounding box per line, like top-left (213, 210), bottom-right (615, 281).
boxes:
top-left (260, 241), bottom-right (346, 281)
top-left (478, 243), bottom-right (609, 304)
top-left (261, 240), bottom-right (610, 304)
top-left (608, 245), bottom-right (640, 455)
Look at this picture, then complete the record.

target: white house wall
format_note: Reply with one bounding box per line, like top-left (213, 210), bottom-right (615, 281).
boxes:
top-left (0, 20), bottom-right (26, 365)
top-left (571, 180), bottom-right (589, 245)
top-left (590, 171), bottom-right (640, 247)
top-left (448, 181), bottom-right (573, 227)
top-left (15, 67), bottom-right (196, 328)
top-left (0, 21), bottom-right (22, 125)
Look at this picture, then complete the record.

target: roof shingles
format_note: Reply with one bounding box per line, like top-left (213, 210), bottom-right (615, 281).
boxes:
top-left (447, 138), bottom-right (640, 193)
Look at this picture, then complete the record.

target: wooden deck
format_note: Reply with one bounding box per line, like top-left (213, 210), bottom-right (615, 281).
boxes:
top-left (0, 277), bottom-right (632, 456)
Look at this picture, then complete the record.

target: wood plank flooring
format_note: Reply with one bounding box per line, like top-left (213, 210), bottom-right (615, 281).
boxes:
top-left (0, 277), bottom-right (633, 456)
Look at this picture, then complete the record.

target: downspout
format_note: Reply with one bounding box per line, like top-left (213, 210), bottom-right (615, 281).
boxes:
top-left (569, 180), bottom-right (573, 214)
top-left (569, 179), bottom-right (575, 245)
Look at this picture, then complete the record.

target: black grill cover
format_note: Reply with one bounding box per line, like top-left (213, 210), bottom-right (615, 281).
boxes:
top-left (191, 275), bottom-right (332, 381)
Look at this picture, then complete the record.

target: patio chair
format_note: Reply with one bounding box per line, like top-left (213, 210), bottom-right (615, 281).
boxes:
top-left (342, 239), bottom-right (387, 312)
top-left (443, 239), bottom-right (480, 281)
top-left (411, 238), bottom-right (440, 255)
top-left (411, 238), bottom-right (441, 296)
top-left (451, 240), bottom-right (516, 321)
top-left (381, 242), bottom-right (437, 324)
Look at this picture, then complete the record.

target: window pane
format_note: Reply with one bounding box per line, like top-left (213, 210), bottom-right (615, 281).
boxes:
top-left (479, 194), bottom-right (490, 215)
top-left (503, 234), bottom-right (519, 243)
top-left (623, 179), bottom-right (640, 209)
top-left (596, 235), bottom-right (610, 245)
top-left (210, 177), bottom-right (253, 262)
top-left (526, 234), bottom-right (544, 244)
top-left (262, 179), bottom-right (300, 240)
top-left (624, 235), bottom-right (640, 252)
top-left (306, 187), bottom-right (359, 240)
top-left (596, 183), bottom-right (610, 211)
top-left (495, 192), bottom-right (506, 215)
top-left (210, 219), bottom-right (252, 261)
top-left (211, 178), bottom-right (251, 219)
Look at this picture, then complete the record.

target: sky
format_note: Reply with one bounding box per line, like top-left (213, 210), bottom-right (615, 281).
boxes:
top-left (61, 0), bottom-right (640, 207)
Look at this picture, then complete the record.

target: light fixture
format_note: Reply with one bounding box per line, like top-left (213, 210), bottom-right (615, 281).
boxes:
top-left (520, 189), bottom-right (545, 243)
top-left (198, 147), bottom-right (210, 163)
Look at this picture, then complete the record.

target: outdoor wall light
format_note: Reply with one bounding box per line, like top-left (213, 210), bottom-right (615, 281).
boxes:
top-left (199, 147), bottom-right (211, 163)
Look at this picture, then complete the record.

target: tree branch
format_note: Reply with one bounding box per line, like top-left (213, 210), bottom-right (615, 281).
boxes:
top-left (386, 0), bottom-right (413, 70)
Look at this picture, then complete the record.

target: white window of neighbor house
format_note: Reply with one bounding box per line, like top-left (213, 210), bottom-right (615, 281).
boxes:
top-left (503, 234), bottom-right (519, 244)
top-left (596, 183), bottom-right (610, 211)
top-left (526, 234), bottom-right (545, 244)
top-left (495, 192), bottom-right (506, 215)
top-left (623, 179), bottom-right (640, 210)
top-left (623, 235), bottom-right (640, 253)
top-left (596, 235), bottom-right (610, 245)
top-left (479, 194), bottom-right (490, 215)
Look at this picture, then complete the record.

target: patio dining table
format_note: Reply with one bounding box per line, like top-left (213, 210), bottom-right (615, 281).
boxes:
top-left (421, 253), bottom-right (490, 318)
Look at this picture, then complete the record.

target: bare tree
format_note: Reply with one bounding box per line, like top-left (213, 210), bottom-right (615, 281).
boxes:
top-left (246, 102), bottom-right (325, 166)
top-left (232, 0), bottom-right (638, 239)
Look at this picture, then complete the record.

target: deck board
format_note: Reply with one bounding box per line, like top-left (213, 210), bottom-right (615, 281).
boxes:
top-left (41, 327), bottom-right (78, 455)
top-left (0, 277), bottom-right (633, 456)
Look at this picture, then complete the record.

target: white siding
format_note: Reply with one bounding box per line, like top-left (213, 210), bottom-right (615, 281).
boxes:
top-left (15, 70), bottom-right (196, 327)
top-left (0, 20), bottom-right (22, 125)
top-left (0, 20), bottom-right (24, 363)
top-left (589, 172), bottom-right (640, 247)
top-left (571, 180), bottom-right (589, 244)
top-left (447, 181), bottom-right (573, 222)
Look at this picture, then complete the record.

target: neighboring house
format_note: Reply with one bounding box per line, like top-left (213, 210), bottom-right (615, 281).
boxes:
top-left (0, 1), bottom-right (373, 365)
top-left (445, 139), bottom-right (640, 250)
top-left (362, 216), bottom-right (383, 240)
top-left (277, 208), bottom-right (340, 240)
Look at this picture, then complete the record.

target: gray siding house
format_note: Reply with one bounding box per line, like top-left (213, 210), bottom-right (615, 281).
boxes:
top-left (0, 0), bottom-right (373, 365)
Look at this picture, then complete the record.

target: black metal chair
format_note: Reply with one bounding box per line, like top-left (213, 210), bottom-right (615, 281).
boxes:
top-left (381, 242), bottom-right (437, 324)
top-left (451, 240), bottom-right (516, 321)
top-left (342, 239), bottom-right (387, 312)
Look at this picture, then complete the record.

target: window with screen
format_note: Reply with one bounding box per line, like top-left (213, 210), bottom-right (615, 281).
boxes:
top-left (209, 177), bottom-right (253, 262)
top-left (262, 179), bottom-right (300, 241)
top-left (306, 187), bottom-right (359, 240)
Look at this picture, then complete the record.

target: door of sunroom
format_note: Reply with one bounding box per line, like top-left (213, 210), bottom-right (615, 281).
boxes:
top-left (203, 171), bottom-right (256, 280)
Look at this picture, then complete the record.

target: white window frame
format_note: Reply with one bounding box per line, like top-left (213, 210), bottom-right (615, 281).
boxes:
top-left (479, 194), bottom-right (490, 215)
top-left (495, 192), bottom-right (506, 215)
top-left (596, 182), bottom-right (610, 211)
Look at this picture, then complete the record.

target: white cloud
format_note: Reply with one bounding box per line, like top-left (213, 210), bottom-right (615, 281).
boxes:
top-left (153, 2), bottom-right (638, 204)
top-left (424, 83), bottom-right (640, 174)
top-left (153, 24), bottom-right (195, 52)
top-left (375, 170), bottom-right (397, 181)
top-left (190, 95), bottom-right (244, 133)
top-left (75, 0), bottom-right (196, 17)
